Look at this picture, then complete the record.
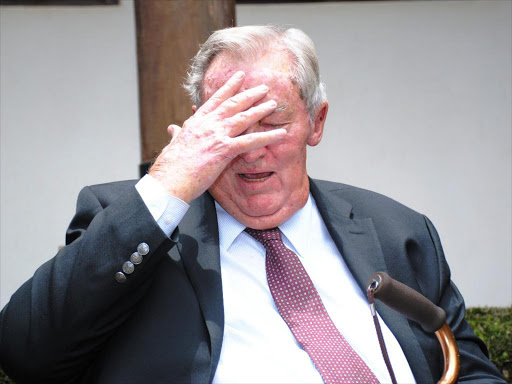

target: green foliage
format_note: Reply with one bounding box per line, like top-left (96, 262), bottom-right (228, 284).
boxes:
top-left (0, 368), bottom-right (14, 384)
top-left (466, 306), bottom-right (512, 382)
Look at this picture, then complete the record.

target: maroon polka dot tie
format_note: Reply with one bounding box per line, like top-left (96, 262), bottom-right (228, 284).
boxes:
top-left (245, 227), bottom-right (380, 384)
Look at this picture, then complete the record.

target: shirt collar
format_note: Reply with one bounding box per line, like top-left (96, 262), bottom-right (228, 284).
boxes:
top-left (279, 194), bottom-right (314, 259)
top-left (214, 195), bottom-right (315, 259)
top-left (215, 202), bottom-right (246, 251)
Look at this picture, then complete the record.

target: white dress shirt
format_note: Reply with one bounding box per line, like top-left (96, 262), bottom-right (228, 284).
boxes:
top-left (136, 175), bottom-right (416, 384)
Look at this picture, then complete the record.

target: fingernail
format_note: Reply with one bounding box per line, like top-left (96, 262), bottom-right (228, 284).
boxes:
top-left (259, 85), bottom-right (269, 92)
top-left (268, 100), bottom-right (277, 107)
top-left (235, 71), bottom-right (244, 79)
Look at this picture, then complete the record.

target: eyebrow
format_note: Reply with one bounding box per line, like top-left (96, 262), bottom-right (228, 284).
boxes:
top-left (269, 102), bottom-right (293, 118)
top-left (274, 103), bottom-right (288, 113)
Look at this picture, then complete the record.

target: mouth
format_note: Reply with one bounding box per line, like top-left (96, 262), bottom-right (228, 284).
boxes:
top-left (238, 172), bottom-right (274, 182)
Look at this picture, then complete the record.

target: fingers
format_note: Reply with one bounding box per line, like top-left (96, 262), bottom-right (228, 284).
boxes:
top-left (224, 99), bottom-right (277, 136)
top-left (196, 71), bottom-right (272, 123)
top-left (197, 71), bottom-right (245, 115)
top-left (214, 84), bottom-right (270, 119)
top-left (231, 128), bottom-right (287, 154)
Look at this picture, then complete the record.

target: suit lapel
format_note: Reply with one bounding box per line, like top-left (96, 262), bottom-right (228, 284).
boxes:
top-left (310, 179), bottom-right (387, 291)
top-left (175, 192), bottom-right (224, 382)
top-left (310, 179), bottom-right (434, 383)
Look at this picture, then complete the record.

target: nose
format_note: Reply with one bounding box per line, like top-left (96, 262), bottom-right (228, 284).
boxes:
top-left (239, 145), bottom-right (267, 163)
top-left (238, 122), bottom-right (267, 163)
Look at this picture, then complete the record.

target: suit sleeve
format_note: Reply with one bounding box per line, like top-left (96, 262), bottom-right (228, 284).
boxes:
top-left (423, 216), bottom-right (506, 383)
top-left (0, 185), bottom-right (177, 383)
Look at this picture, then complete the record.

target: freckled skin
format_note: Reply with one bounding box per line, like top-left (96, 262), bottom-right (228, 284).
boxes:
top-left (205, 51), bottom-right (328, 229)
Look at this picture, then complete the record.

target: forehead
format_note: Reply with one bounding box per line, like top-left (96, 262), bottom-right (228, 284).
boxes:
top-left (202, 50), bottom-right (300, 101)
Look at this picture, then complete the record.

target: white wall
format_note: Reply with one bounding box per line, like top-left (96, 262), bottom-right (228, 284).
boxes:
top-left (238, 0), bottom-right (512, 307)
top-left (0, 1), bottom-right (140, 306)
top-left (1, 0), bottom-right (510, 308)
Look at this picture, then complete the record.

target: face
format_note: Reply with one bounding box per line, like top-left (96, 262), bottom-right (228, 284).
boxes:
top-left (203, 50), bottom-right (328, 229)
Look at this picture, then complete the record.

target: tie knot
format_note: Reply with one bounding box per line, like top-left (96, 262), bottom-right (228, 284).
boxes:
top-left (245, 227), bottom-right (282, 245)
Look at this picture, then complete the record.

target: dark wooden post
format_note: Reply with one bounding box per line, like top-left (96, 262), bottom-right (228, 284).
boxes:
top-left (134, 0), bottom-right (236, 175)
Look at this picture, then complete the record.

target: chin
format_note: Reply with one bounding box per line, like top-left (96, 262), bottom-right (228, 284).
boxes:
top-left (241, 195), bottom-right (283, 216)
top-left (210, 182), bottom-right (309, 229)
top-left (236, 210), bottom-right (288, 230)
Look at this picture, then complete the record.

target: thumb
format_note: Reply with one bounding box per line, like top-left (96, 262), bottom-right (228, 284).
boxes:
top-left (167, 124), bottom-right (182, 142)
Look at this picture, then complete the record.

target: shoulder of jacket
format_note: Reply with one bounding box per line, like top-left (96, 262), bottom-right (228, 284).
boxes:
top-left (310, 177), bottom-right (423, 219)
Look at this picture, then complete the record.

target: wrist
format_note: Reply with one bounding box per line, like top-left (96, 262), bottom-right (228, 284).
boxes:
top-left (148, 168), bottom-right (195, 204)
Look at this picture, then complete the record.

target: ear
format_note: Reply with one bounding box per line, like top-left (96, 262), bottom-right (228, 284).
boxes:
top-left (192, 105), bottom-right (197, 114)
top-left (307, 101), bottom-right (328, 146)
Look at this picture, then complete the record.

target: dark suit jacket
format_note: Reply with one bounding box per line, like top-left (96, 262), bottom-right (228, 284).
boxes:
top-left (0, 179), bottom-right (504, 383)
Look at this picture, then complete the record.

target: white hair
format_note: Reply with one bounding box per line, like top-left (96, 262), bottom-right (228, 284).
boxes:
top-left (184, 25), bottom-right (327, 119)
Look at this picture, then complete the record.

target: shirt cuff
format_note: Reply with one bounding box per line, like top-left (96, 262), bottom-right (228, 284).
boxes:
top-left (135, 174), bottom-right (189, 238)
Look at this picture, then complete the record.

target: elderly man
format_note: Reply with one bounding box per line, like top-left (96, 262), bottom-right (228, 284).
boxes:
top-left (0, 26), bottom-right (504, 384)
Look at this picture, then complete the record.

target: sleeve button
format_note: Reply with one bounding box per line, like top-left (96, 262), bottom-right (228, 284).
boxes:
top-left (130, 251), bottom-right (143, 265)
top-left (137, 242), bottom-right (149, 255)
top-left (122, 261), bottom-right (135, 274)
top-left (115, 272), bottom-right (127, 283)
